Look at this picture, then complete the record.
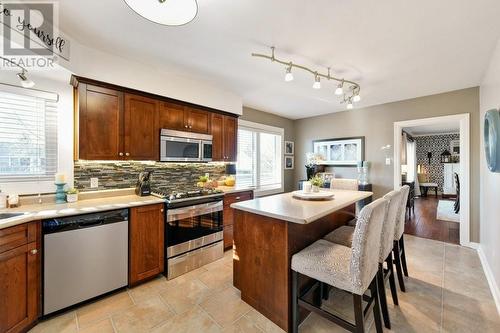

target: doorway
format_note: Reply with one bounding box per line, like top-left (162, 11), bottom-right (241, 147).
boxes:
top-left (393, 114), bottom-right (470, 246)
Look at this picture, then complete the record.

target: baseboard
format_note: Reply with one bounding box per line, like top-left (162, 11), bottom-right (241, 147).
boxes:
top-left (477, 245), bottom-right (500, 315)
top-left (466, 242), bottom-right (479, 249)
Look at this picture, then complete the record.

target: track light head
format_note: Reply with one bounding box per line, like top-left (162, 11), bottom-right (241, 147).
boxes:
top-left (353, 94), bottom-right (361, 102)
top-left (312, 74), bottom-right (321, 89)
top-left (284, 65), bottom-right (294, 82)
top-left (17, 71), bottom-right (34, 88)
top-left (334, 81), bottom-right (344, 95)
top-left (346, 99), bottom-right (354, 110)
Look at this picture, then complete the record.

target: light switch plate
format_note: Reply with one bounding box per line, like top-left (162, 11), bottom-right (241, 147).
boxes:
top-left (90, 178), bottom-right (98, 188)
top-left (385, 158), bottom-right (391, 165)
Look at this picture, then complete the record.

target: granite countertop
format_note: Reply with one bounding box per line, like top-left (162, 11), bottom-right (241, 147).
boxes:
top-left (0, 195), bottom-right (165, 230)
top-left (218, 185), bottom-right (255, 194)
top-left (231, 189), bottom-right (372, 224)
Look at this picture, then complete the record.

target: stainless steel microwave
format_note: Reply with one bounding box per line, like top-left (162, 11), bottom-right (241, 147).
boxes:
top-left (160, 129), bottom-right (213, 162)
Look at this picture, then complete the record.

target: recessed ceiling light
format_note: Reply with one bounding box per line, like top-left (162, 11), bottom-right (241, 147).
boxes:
top-left (124, 0), bottom-right (198, 26)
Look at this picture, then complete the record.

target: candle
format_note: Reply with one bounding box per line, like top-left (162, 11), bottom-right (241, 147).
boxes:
top-left (55, 173), bottom-right (66, 184)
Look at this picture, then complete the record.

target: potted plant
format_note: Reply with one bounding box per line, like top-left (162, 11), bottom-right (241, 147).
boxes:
top-left (305, 153), bottom-right (326, 180)
top-left (309, 175), bottom-right (324, 193)
top-left (66, 188), bottom-right (79, 203)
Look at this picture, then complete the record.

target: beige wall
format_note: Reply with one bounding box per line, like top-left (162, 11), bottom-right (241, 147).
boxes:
top-left (479, 39), bottom-right (500, 297)
top-left (240, 107), bottom-right (296, 192)
top-left (293, 87), bottom-right (480, 242)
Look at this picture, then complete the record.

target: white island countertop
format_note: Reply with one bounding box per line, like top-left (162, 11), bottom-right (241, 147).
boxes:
top-left (231, 189), bottom-right (372, 224)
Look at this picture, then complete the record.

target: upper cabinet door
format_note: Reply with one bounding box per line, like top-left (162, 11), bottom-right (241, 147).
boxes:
top-left (79, 84), bottom-right (124, 160)
top-left (211, 113), bottom-right (224, 161)
top-left (124, 94), bottom-right (159, 161)
top-left (159, 102), bottom-right (186, 131)
top-left (186, 107), bottom-right (210, 134)
top-left (224, 116), bottom-right (237, 162)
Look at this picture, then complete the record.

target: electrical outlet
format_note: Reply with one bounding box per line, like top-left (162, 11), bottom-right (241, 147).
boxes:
top-left (90, 178), bottom-right (98, 188)
top-left (385, 158), bottom-right (392, 165)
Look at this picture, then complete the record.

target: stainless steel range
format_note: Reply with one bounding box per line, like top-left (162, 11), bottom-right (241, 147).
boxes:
top-left (152, 188), bottom-right (224, 280)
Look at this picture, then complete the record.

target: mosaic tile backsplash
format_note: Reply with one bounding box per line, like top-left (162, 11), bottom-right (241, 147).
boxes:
top-left (74, 161), bottom-right (227, 192)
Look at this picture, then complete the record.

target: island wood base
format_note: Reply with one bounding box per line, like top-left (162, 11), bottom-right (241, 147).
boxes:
top-left (233, 204), bottom-right (355, 332)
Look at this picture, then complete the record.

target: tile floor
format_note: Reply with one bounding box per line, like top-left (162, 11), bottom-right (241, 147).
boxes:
top-left (30, 235), bottom-right (500, 333)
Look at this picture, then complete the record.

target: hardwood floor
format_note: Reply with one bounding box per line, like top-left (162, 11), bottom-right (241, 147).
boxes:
top-left (405, 196), bottom-right (460, 244)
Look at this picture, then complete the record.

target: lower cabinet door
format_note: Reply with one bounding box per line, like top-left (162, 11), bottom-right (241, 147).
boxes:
top-left (129, 204), bottom-right (165, 286)
top-left (0, 242), bottom-right (39, 333)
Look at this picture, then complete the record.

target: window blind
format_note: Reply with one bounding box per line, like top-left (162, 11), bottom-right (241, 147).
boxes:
top-left (0, 90), bottom-right (58, 182)
top-left (237, 123), bottom-right (283, 192)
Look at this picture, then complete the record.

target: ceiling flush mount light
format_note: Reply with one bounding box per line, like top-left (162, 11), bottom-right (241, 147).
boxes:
top-left (285, 64), bottom-right (294, 82)
top-left (17, 71), bottom-right (35, 88)
top-left (123, 0), bottom-right (198, 26)
top-left (252, 47), bottom-right (361, 108)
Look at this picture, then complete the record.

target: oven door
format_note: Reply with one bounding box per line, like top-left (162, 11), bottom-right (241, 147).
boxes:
top-left (160, 136), bottom-right (202, 162)
top-left (166, 200), bottom-right (223, 257)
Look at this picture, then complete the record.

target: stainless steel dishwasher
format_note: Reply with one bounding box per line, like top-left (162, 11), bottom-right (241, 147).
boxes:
top-left (42, 209), bottom-right (129, 316)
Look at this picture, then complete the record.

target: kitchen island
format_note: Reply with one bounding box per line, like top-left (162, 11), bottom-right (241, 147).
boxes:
top-left (231, 189), bottom-right (372, 332)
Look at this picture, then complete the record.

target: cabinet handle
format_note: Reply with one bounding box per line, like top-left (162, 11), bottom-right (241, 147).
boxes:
top-left (30, 249), bottom-right (38, 255)
top-left (125, 152), bottom-right (130, 156)
top-left (160, 209), bottom-right (164, 212)
top-left (119, 152), bottom-right (124, 156)
top-left (185, 125), bottom-right (188, 128)
top-left (189, 125), bottom-right (192, 129)
top-left (235, 197), bottom-right (241, 200)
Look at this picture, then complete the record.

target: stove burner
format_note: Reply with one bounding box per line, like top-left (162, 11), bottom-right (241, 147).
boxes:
top-left (152, 187), bottom-right (224, 201)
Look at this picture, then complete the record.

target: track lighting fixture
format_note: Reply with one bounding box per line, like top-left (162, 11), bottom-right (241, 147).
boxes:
top-left (334, 81), bottom-right (344, 96)
top-left (0, 56), bottom-right (35, 88)
top-left (252, 47), bottom-right (361, 108)
top-left (312, 74), bottom-right (321, 89)
top-left (17, 71), bottom-right (35, 88)
top-left (285, 64), bottom-right (294, 82)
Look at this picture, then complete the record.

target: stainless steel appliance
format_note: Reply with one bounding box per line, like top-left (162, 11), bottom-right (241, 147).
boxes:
top-left (152, 188), bottom-right (224, 279)
top-left (160, 129), bottom-right (213, 162)
top-left (42, 209), bottom-right (128, 315)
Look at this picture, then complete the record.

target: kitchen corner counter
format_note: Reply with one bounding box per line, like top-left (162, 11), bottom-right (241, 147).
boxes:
top-left (231, 189), bottom-right (372, 224)
top-left (0, 195), bottom-right (165, 230)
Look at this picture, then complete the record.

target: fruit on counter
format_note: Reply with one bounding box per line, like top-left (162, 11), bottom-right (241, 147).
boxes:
top-left (199, 175), bottom-right (209, 183)
top-left (224, 176), bottom-right (235, 186)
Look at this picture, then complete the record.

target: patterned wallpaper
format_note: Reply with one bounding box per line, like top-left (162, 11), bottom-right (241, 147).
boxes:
top-left (74, 161), bottom-right (227, 192)
top-left (415, 133), bottom-right (459, 192)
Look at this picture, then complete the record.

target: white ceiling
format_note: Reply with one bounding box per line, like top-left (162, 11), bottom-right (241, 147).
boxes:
top-left (58, 0), bottom-right (500, 119)
top-left (404, 122), bottom-right (460, 136)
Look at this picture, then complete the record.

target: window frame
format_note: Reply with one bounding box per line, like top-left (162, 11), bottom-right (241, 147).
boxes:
top-left (237, 119), bottom-right (284, 197)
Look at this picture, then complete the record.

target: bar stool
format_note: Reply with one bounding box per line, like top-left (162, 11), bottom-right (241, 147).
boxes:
top-left (393, 185), bottom-right (410, 292)
top-left (330, 178), bottom-right (359, 190)
top-left (291, 198), bottom-right (388, 333)
top-left (323, 190), bottom-right (403, 329)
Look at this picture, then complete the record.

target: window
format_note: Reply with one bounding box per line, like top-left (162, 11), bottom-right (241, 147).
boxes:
top-left (237, 120), bottom-right (283, 196)
top-left (0, 89), bottom-right (58, 181)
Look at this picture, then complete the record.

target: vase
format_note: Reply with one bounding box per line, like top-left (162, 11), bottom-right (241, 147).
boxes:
top-left (312, 185), bottom-right (320, 193)
top-left (66, 193), bottom-right (78, 203)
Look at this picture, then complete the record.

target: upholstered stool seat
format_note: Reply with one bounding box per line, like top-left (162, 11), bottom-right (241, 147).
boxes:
top-left (291, 239), bottom-right (354, 293)
top-left (324, 225), bottom-right (354, 248)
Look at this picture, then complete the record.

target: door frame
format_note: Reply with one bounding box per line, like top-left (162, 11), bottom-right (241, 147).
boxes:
top-left (393, 113), bottom-right (471, 246)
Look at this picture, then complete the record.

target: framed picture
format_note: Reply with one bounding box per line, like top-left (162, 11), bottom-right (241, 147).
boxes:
top-left (450, 139), bottom-right (460, 155)
top-left (312, 136), bottom-right (365, 166)
top-left (284, 156), bottom-right (294, 169)
top-left (285, 141), bottom-right (294, 155)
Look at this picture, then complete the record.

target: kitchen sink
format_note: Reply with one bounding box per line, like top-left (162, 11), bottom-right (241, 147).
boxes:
top-left (0, 213), bottom-right (24, 220)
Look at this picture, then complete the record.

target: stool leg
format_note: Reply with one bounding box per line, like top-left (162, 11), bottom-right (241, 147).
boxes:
top-left (377, 264), bottom-right (391, 329)
top-left (292, 270), bottom-right (299, 333)
top-left (370, 278), bottom-right (383, 333)
top-left (353, 294), bottom-right (365, 333)
top-left (320, 282), bottom-right (330, 301)
top-left (394, 240), bottom-right (406, 292)
top-left (400, 235), bottom-right (409, 277)
top-left (387, 252), bottom-right (399, 305)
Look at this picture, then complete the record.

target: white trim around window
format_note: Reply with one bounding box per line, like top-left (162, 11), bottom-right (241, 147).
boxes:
top-left (237, 119), bottom-right (285, 197)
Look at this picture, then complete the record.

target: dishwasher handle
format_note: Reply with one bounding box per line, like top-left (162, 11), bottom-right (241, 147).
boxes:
top-left (77, 219), bottom-right (105, 229)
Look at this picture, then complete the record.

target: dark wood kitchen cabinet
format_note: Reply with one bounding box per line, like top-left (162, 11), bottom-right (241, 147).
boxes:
top-left (211, 114), bottom-right (238, 162)
top-left (129, 204), bottom-right (165, 286)
top-left (77, 83), bottom-right (124, 160)
top-left (0, 222), bottom-right (41, 333)
top-left (124, 94), bottom-right (159, 160)
top-left (159, 103), bottom-right (210, 134)
top-left (223, 190), bottom-right (253, 250)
